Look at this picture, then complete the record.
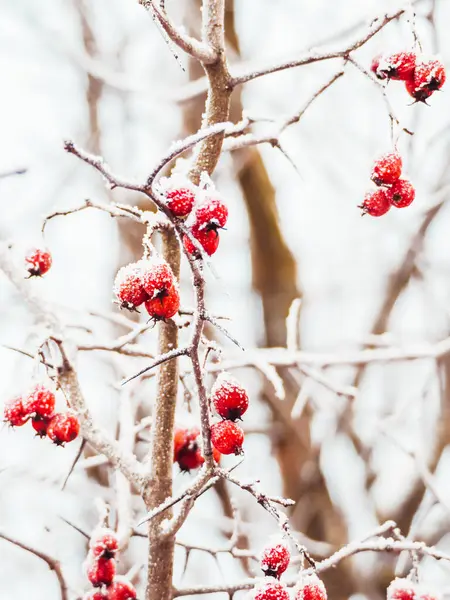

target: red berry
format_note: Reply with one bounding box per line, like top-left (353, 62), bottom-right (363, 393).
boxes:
top-left (25, 248), bottom-right (52, 277)
top-left (114, 262), bottom-right (148, 311)
top-left (47, 411), bottom-right (80, 445)
top-left (371, 55), bottom-right (387, 80)
top-left (210, 420), bottom-right (244, 455)
top-left (387, 578), bottom-right (419, 600)
top-left (90, 528), bottom-right (119, 559)
top-left (23, 384), bottom-right (56, 418)
top-left (145, 284), bottom-right (180, 320)
top-left (165, 187), bottom-right (196, 217)
top-left (3, 396), bottom-right (29, 427)
top-left (260, 543), bottom-right (290, 578)
top-left (183, 227), bottom-right (220, 257)
top-left (106, 578), bottom-right (137, 600)
top-left (194, 195), bottom-right (228, 230)
top-left (377, 52), bottom-right (416, 81)
top-left (407, 57), bottom-right (446, 103)
top-left (141, 258), bottom-right (176, 299)
top-left (359, 189), bottom-right (391, 217)
top-left (371, 152), bottom-right (402, 186)
top-left (83, 592), bottom-right (108, 600)
top-left (405, 78), bottom-right (433, 103)
top-left (174, 426), bottom-right (220, 471)
top-left (295, 575), bottom-right (327, 600)
top-left (387, 179), bottom-right (415, 208)
top-left (254, 581), bottom-right (290, 600)
top-left (31, 415), bottom-right (52, 437)
top-left (211, 373), bottom-right (249, 421)
top-left (86, 556), bottom-right (116, 587)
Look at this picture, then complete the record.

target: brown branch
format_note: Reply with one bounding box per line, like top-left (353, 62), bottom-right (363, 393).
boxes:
top-left (0, 532), bottom-right (68, 600)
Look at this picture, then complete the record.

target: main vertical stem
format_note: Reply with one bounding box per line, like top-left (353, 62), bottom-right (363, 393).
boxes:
top-left (145, 1), bottom-right (231, 599)
top-left (144, 231), bottom-right (180, 600)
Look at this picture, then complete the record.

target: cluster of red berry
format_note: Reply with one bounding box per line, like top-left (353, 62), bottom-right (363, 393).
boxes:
top-left (387, 577), bottom-right (440, 600)
top-left (359, 152), bottom-right (415, 217)
top-left (3, 384), bottom-right (80, 445)
top-left (114, 257), bottom-right (180, 319)
top-left (160, 175), bottom-right (229, 257)
top-left (210, 372), bottom-right (247, 455)
top-left (254, 541), bottom-right (327, 600)
top-left (83, 528), bottom-right (137, 600)
top-left (173, 373), bottom-right (247, 470)
top-left (25, 248), bottom-right (52, 277)
top-left (371, 51), bottom-right (446, 103)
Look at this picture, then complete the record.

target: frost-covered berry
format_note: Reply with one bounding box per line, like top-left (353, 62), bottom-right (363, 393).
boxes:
top-left (47, 411), bottom-right (80, 445)
top-left (254, 580), bottom-right (290, 600)
top-left (183, 227), bottom-right (220, 257)
top-left (387, 179), bottom-right (415, 208)
top-left (377, 52), bottom-right (416, 81)
top-left (145, 284), bottom-right (180, 320)
top-left (260, 543), bottom-right (290, 578)
top-left (407, 57), bottom-right (446, 102)
top-left (194, 194), bottom-right (228, 230)
top-left (174, 426), bottom-right (220, 471)
top-left (3, 396), bottom-right (29, 427)
top-left (371, 55), bottom-right (387, 80)
top-left (90, 528), bottom-right (119, 559)
top-left (371, 152), bottom-right (402, 186)
top-left (31, 415), bottom-right (52, 437)
top-left (114, 262), bottom-right (148, 311)
top-left (86, 556), bottom-right (116, 587)
top-left (23, 384), bottom-right (56, 419)
top-left (387, 578), bottom-right (419, 600)
top-left (159, 174), bottom-right (197, 217)
top-left (359, 189), bottom-right (391, 217)
top-left (141, 258), bottom-right (176, 299)
top-left (211, 373), bottom-right (249, 421)
top-left (25, 248), bottom-right (52, 277)
top-left (106, 578), bottom-right (137, 600)
top-left (83, 592), bottom-right (108, 600)
top-left (210, 420), bottom-right (244, 455)
top-left (294, 574), bottom-right (327, 600)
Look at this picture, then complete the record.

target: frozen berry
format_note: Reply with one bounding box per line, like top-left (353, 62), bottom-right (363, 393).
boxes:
top-left (407, 57), bottom-right (446, 102)
top-left (210, 420), bottom-right (244, 455)
top-left (211, 373), bottom-right (249, 421)
top-left (387, 578), bottom-right (419, 600)
top-left (371, 152), bottom-right (402, 186)
top-left (83, 592), bottom-right (108, 600)
top-left (371, 55), bottom-right (387, 80)
top-left (377, 52), bottom-right (416, 81)
top-left (106, 578), bottom-right (137, 600)
top-left (90, 528), bottom-right (119, 559)
top-left (141, 258), bottom-right (176, 299)
top-left (145, 284), bottom-right (180, 320)
top-left (47, 411), bottom-right (80, 445)
top-left (183, 226), bottom-right (220, 257)
top-left (295, 575), bottom-right (327, 600)
top-left (3, 396), bottom-right (29, 427)
top-left (166, 187), bottom-right (196, 217)
top-left (194, 194), bottom-right (228, 230)
top-left (25, 248), bottom-right (52, 277)
top-left (174, 426), bottom-right (220, 471)
top-left (359, 189), bottom-right (391, 217)
top-left (254, 581), bottom-right (290, 600)
top-left (31, 415), bottom-right (52, 437)
top-left (86, 556), bottom-right (116, 587)
top-left (114, 262), bottom-right (148, 311)
top-left (387, 179), bottom-right (415, 208)
top-left (23, 384), bottom-right (56, 418)
top-left (260, 543), bottom-right (290, 578)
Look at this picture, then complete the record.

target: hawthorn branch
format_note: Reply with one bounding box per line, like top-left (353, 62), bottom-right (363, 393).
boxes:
top-left (138, 0), bottom-right (216, 64)
top-left (0, 532), bottom-right (68, 600)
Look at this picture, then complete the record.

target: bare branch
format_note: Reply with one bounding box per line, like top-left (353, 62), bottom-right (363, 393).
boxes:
top-left (0, 532), bottom-right (68, 600)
